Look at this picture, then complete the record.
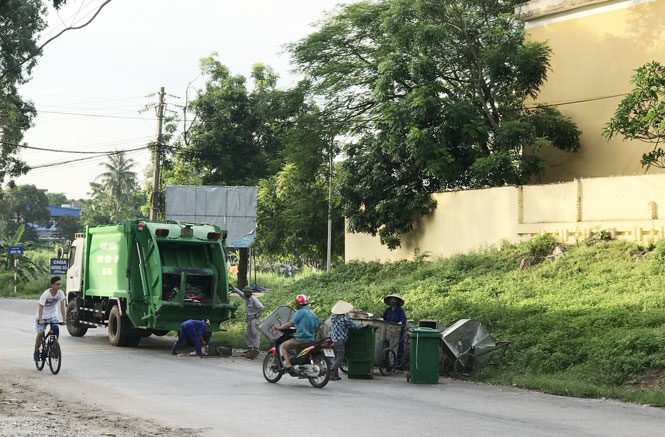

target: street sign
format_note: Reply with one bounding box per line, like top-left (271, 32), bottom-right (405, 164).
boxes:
top-left (8, 246), bottom-right (23, 255)
top-left (50, 258), bottom-right (69, 275)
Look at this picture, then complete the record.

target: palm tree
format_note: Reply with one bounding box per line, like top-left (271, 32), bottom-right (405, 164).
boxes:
top-left (98, 151), bottom-right (138, 214)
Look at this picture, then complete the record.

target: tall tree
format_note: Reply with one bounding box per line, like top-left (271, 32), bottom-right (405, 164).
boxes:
top-left (98, 151), bottom-right (138, 214)
top-left (256, 111), bottom-right (345, 264)
top-left (167, 57), bottom-right (344, 264)
top-left (81, 152), bottom-right (144, 226)
top-left (291, 0), bottom-right (581, 248)
top-left (0, 0), bottom-right (46, 182)
top-left (54, 214), bottom-right (82, 241)
top-left (604, 61), bottom-right (665, 171)
top-left (178, 57), bottom-right (307, 186)
top-left (0, 184), bottom-right (50, 241)
top-left (46, 192), bottom-right (68, 206)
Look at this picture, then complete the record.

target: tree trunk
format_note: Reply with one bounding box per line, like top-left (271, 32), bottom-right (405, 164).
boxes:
top-left (237, 248), bottom-right (249, 289)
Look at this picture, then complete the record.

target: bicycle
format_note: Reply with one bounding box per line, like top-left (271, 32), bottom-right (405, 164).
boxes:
top-left (36, 322), bottom-right (65, 375)
top-left (378, 328), bottom-right (411, 375)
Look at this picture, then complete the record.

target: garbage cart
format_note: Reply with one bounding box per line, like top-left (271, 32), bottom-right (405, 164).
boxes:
top-left (258, 305), bottom-right (295, 343)
top-left (441, 319), bottom-right (510, 378)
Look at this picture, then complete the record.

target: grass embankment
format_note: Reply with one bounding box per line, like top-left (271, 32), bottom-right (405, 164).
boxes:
top-left (218, 238), bottom-right (665, 406)
top-left (0, 249), bottom-right (58, 298)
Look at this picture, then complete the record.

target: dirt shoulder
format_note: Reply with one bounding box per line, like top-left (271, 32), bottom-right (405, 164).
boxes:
top-left (0, 366), bottom-right (202, 437)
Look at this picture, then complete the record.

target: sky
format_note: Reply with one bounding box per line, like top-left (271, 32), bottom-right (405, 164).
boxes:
top-left (15, 0), bottom-right (353, 200)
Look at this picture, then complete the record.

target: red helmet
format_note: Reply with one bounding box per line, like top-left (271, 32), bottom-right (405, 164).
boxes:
top-left (295, 294), bottom-right (309, 305)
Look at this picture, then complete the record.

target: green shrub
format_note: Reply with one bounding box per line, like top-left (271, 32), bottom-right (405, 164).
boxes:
top-left (524, 234), bottom-right (558, 258)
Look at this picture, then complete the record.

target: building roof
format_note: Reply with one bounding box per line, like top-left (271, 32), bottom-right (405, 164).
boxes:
top-left (227, 229), bottom-right (256, 248)
top-left (48, 205), bottom-right (82, 217)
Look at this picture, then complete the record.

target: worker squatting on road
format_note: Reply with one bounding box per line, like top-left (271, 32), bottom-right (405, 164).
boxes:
top-left (231, 285), bottom-right (264, 359)
top-left (171, 319), bottom-right (212, 356)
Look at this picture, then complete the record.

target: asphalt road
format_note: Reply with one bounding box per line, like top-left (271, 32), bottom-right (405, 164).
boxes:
top-left (2, 298), bottom-right (665, 436)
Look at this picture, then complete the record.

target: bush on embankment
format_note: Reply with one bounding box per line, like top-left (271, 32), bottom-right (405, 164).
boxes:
top-left (220, 237), bottom-right (665, 405)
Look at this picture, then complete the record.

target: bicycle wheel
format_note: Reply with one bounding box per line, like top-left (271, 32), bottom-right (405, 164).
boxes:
top-left (48, 339), bottom-right (62, 375)
top-left (453, 352), bottom-right (478, 379)
top-left (379, 348), bottom-right (396, 375)
top-left (35, 343), bottom-right (46, 371)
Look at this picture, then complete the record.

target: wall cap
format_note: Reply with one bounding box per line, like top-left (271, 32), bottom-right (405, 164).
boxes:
top-left (515, 0), bottom-right (615, 20)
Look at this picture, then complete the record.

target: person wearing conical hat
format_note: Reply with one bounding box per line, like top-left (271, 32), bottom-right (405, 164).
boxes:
top-left (329, 300), bottom-right (363, 381)
top-left (381, 294), bottom-right (408, 371)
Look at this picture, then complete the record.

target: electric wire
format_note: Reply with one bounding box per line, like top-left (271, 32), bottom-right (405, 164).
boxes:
top-left (527, 92), bottom-right (630, 109)
top-left (0, 140), bottom-right (151, 155)
top-left (28, 146), bottom-right (148, 170)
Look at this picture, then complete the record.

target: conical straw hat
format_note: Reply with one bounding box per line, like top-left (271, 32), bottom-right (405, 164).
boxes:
top-left (331, 300), bottom-right (353, 315)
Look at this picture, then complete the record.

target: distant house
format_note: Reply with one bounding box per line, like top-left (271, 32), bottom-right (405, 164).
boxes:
top-left (33, 204), bottom-right (82, 240)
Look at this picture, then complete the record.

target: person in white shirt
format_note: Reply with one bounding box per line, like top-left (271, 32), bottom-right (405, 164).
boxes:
top-left (34, 277), bottom-right (66, 362)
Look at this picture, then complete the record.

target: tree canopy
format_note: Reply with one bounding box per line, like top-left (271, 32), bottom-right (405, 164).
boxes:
top-left (0, 0), bottom-right (46, 182)
top-left (291, 0), bottom-right (581, 248)
top-left (0, 184), bottom-right (50, 241)
top-left (604, 61), bottom-right (665, 171)
top-left (166, 57), bottom-right (345, 265)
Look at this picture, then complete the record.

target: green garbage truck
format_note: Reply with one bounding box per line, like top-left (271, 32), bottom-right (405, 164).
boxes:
top-left (65, 220), bottom-right (236, 346)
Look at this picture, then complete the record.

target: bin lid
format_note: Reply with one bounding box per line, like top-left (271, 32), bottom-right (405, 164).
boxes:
top-left (408, 327), bottom-right (441, 338)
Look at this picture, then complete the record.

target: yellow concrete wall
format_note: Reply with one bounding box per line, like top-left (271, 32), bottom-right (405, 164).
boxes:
top-left (521, 0), bottom-right (665, 182)
top-left (346, 173), bottom-right (665, 261)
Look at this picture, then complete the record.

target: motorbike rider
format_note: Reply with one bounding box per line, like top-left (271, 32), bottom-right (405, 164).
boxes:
top-left (274, 294), bottom-right (318, 371)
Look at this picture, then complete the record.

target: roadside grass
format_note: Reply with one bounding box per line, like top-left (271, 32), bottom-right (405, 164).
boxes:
top-left (1, 248), bottom-right (60, 298)
top-left (218, 238), bottom-right (665, 405)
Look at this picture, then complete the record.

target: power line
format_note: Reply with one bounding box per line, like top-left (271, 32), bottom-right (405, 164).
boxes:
top-left (526, 93), bottom-right (630, 109)
top-left (37, 96), bottom-right (147, 106)
top-left (28, 147), bottom-right (147, 170)
top-left (0, 140), bottom-right (150, 154)
top-left (36, 110), bottom-right (157, 120)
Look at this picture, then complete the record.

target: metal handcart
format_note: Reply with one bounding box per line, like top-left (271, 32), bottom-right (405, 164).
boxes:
top-left (441, 319), bottom-right (510, 378)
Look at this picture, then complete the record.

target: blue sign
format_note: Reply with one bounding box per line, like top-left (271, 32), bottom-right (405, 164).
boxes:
top-left (8, 246), bottom-right (23, 255)
top-left (50, 258), bottom-right (69, 275)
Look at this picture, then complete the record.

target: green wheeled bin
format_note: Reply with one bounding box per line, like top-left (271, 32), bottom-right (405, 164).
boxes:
top-left (345, 325), bottom-right (376, 379)
top-left (408, 327), bottom-right (441, 384)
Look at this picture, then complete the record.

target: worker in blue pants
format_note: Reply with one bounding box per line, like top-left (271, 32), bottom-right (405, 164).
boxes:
top-left (171, 319), bottom-right (211, 356)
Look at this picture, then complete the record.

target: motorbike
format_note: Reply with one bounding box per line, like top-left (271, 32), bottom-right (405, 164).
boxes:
top-left (262, 327), bottom-right (334, 388)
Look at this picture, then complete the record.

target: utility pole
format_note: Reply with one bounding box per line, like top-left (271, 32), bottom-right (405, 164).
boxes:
top-left (326, 144), bottom-right (333, 273)
top-left (150, 86), bottom-right (165, 221)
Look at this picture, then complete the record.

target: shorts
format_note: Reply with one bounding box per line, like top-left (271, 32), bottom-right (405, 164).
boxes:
top-left (35, 317), bottom-right (60, 334)
top-left (282, 338), bottom-right (309, 352)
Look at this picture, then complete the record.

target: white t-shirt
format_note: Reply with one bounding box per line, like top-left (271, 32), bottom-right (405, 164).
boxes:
top-left (36, 289), bottom-right (65, 320)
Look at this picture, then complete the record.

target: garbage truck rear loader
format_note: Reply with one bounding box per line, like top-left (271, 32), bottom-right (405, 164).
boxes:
top-left (65, 220), bottom-right (236, 346)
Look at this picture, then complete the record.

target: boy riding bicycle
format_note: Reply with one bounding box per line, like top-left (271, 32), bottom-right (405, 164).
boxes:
top-left (34, 277), bottom-right (66, 362)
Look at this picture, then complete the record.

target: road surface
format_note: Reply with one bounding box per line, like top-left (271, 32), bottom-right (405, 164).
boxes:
top-left (1, 298), bottom-right (664, 436)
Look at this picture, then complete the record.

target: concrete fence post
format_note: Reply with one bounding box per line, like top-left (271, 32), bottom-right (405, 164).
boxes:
top-left (576, 179), bottom-right (583, 222)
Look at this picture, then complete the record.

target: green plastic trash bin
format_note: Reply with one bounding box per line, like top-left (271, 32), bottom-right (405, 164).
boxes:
top-left (408, 327), bottom-right (441, 384)
top-left (345, 325), bottom-right (376, 379)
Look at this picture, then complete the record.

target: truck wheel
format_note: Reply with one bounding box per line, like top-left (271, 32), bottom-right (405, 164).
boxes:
top-left (66, 299), bottom-right (88, 337)
top-left (108, 305), bottom-right (128, 346)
